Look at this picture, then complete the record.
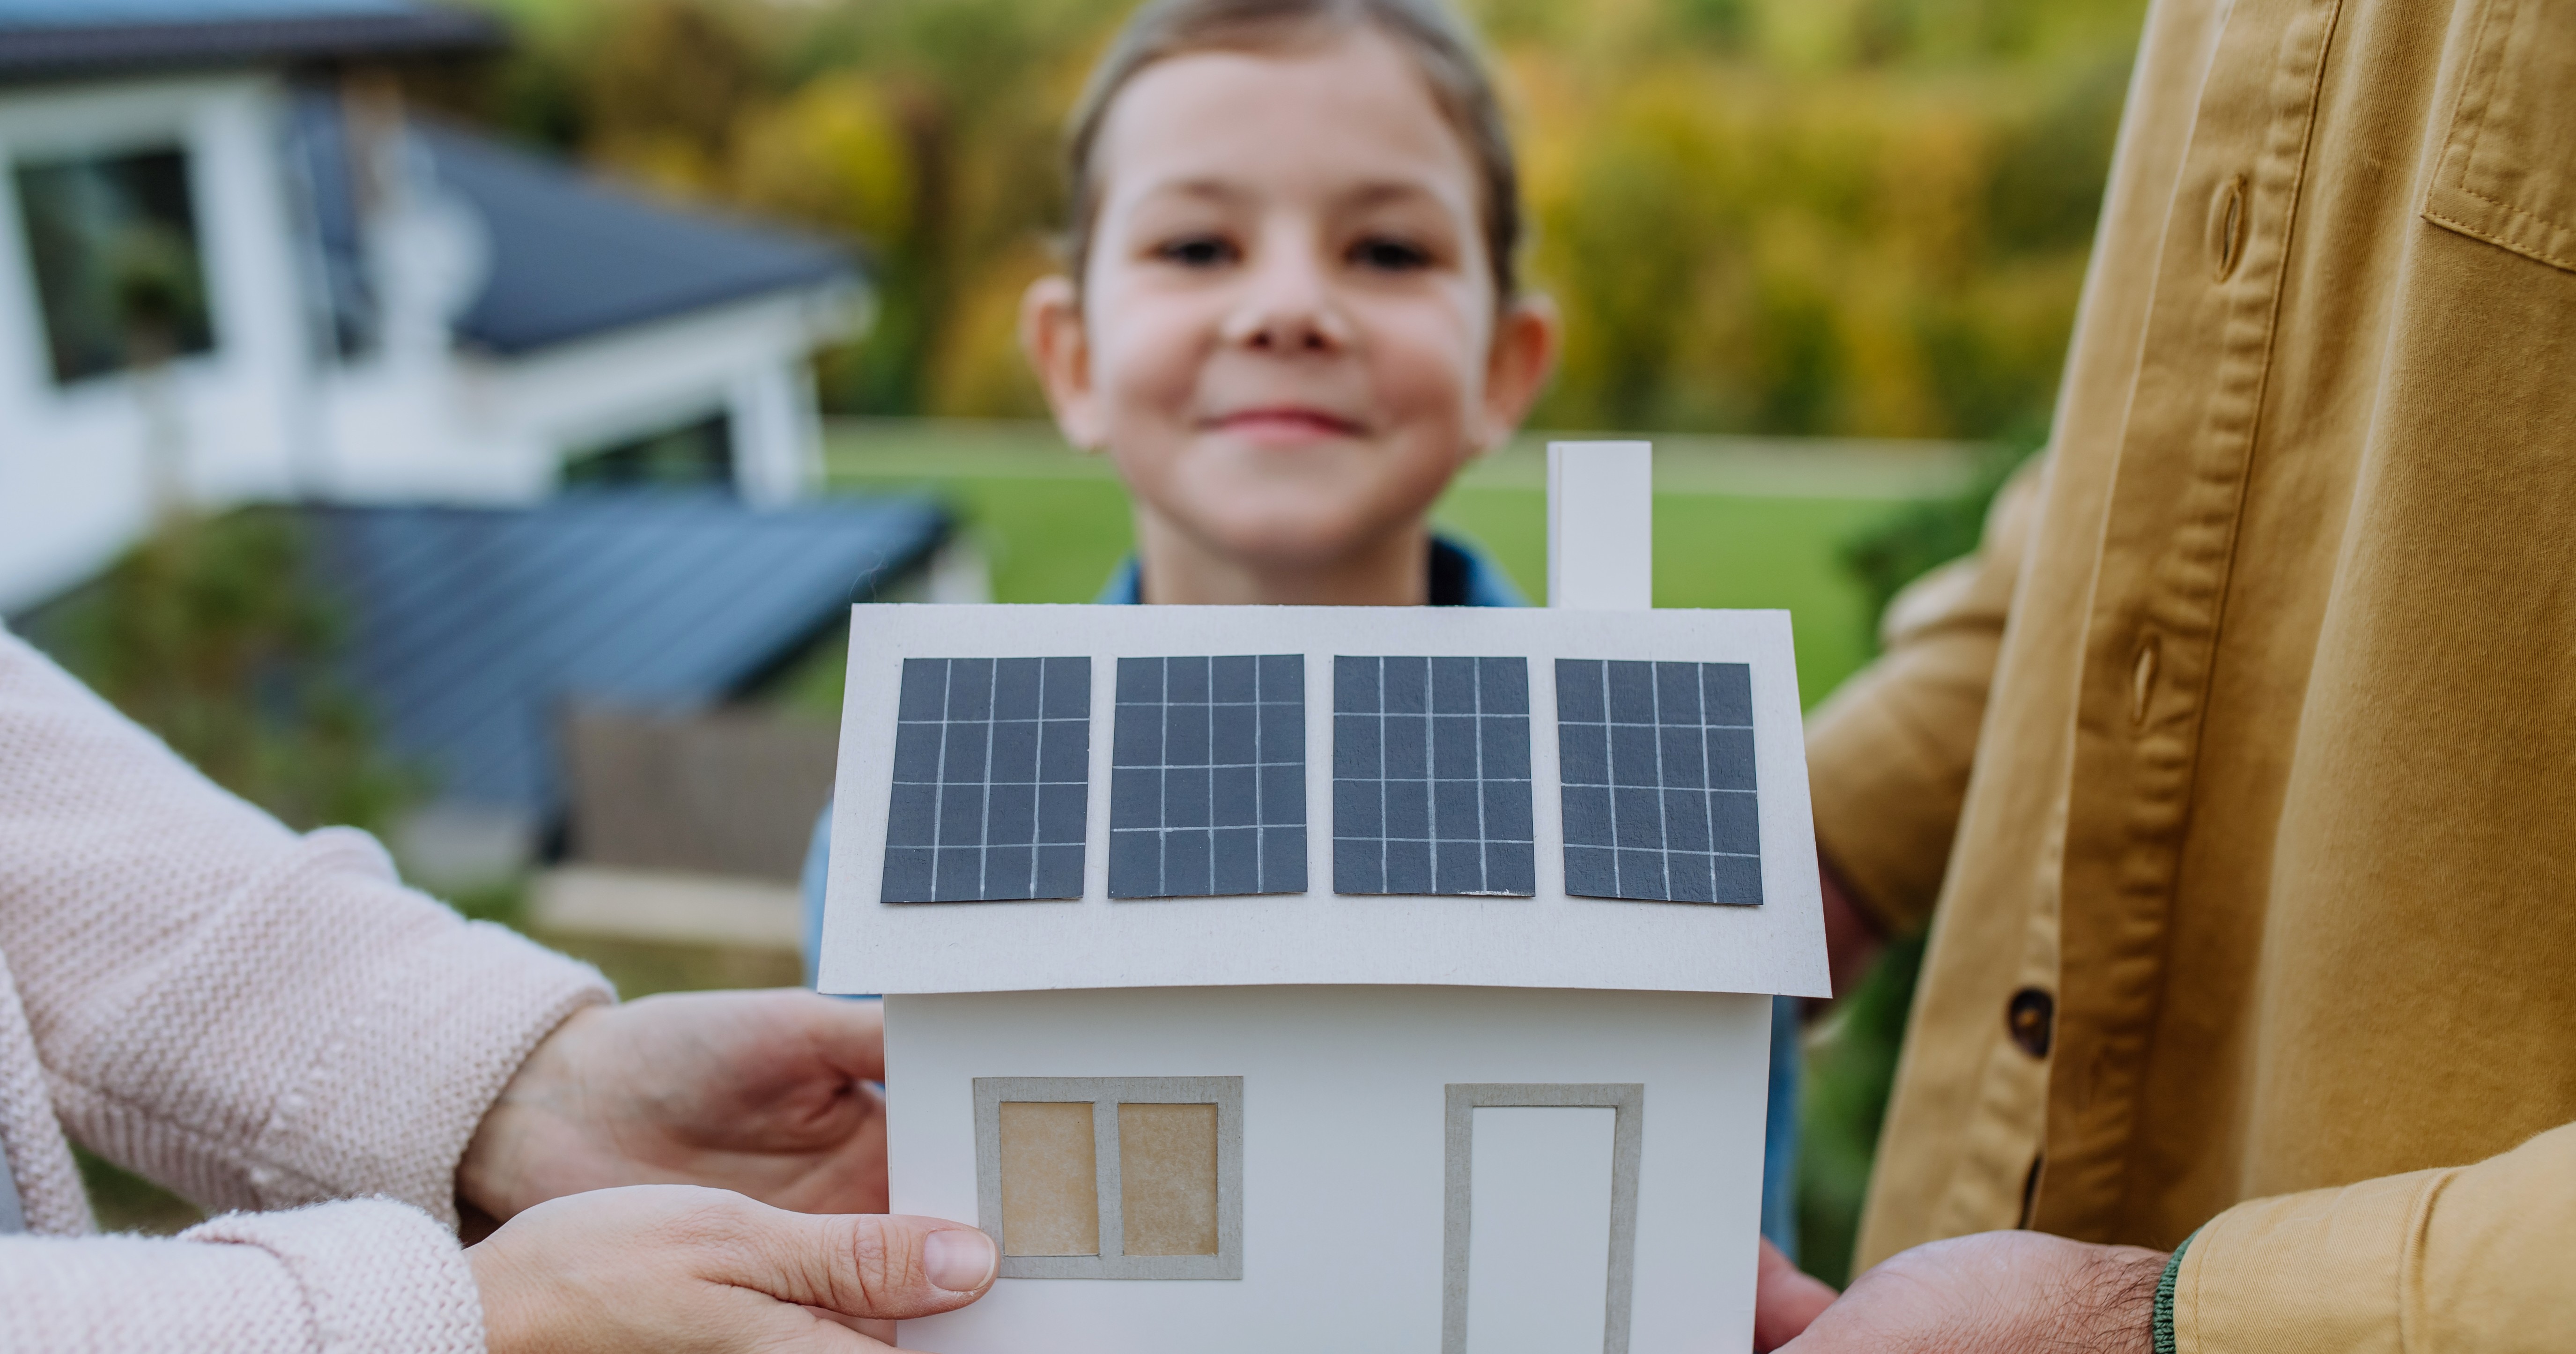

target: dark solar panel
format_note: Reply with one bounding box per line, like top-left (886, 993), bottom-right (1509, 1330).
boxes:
top-left (881, 657), bottom-right (1091, 903)
top-left (1109, 656), bottom-right (1308, 898)
top-left (1555, 659), bottom-right (1762, 905)
top-left (1332, 657), bottom-right (1535, 896)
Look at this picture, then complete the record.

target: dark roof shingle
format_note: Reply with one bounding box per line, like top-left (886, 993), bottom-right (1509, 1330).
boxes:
top-left (418, 123), bottom-right (864, 354)
top-left (311, 494), bottom-right (947, 813)
top-left (289, 96), bottom-right (866, 355)
top-left (0, 0), bottom-right (498, 79)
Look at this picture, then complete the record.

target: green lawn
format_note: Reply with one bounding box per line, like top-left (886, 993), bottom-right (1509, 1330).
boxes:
top-left (823, 420), bottom-right (1931, 706)
top-left (1436, 488), bottom-right (1888, 706)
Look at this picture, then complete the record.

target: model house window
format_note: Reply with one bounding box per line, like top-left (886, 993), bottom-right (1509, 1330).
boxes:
top-left (973, 1076), bottom-right (1243, 1279)
top-left (13, 147), bottom-right (215, 385)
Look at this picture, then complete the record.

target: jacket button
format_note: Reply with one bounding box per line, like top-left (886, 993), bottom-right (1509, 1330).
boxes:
top-left (2007, 987), bottom-right (2055, 1058)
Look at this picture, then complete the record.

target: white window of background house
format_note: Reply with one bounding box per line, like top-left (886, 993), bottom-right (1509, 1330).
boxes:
top-left (12, 146), bottom-right (215, 385)
top-left (973, 1076), bottom-right (1243, 1279)
top-left (563, 411), bottom-right (737, 492)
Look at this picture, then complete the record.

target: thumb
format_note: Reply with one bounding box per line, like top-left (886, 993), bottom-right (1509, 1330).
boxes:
top-left (702, 1202), bottom-right (999, 1322)
top-left (1754, 1237), bottom-right (1837, 1352)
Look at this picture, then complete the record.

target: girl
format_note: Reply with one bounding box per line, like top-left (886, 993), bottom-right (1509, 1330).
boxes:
top-left (1018, 0), bottom-right (1556, 608)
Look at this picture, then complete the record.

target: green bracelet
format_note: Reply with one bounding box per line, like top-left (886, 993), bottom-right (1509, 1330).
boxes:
top-left (2153, 1231), bottom-right (2195, 1354)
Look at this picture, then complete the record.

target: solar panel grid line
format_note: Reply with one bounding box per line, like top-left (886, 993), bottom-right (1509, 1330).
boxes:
top-left (1555, 658), bottom-right (1762, 906)
top-left (1249, 661), bottom-right (1267, 888)
top-left (1468, 661), bottom-right (1488, 889)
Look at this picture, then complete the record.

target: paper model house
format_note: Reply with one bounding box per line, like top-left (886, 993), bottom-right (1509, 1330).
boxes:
top-left (820, 445), bottom-right (1829, 1353)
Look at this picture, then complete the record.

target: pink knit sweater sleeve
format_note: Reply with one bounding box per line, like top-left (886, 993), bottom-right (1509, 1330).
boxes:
top-left (0, 626), bottom-right (613, 1345)
top-left (0, 1200), bottom-right (484, 1351)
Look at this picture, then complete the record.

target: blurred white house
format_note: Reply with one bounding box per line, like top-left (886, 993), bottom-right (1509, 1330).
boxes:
top-left (0, 0), bottom-right (870, 613)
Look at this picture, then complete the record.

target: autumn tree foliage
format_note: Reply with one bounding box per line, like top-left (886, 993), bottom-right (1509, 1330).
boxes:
top-left (445, 0), bottom-right (2142, 442)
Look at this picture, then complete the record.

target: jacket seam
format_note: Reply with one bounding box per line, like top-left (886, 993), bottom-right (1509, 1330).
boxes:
top-left (2447, 0), bottom-right (2506, 188)
top-left (2423, 201), bottom-right (2576, 272)
top-left (2394, 1168), bottom-right (2454, 1354)
top-left (2079, 0), bottom-right (2351, 1232)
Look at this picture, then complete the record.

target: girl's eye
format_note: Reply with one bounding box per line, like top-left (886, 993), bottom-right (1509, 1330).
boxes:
top-left (1155, 235), bottom-right (1238, 267)
top-left (1350, 235), bottom-right (1434, 272)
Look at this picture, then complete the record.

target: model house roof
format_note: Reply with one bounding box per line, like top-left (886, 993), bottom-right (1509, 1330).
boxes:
top-left (821, 604), bottom-right (1833, 999)
top-left (0, 0), bottom-right (497, 80)
top-left (312, 494), bottom-right (947, 814)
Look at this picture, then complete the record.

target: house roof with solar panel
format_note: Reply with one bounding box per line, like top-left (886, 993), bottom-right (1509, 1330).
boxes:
top-left (818, 444), bottom-right (1829, 1000)
top-left (831, 446), bottom-right (1826, 1354)
top-left (821, 599), bottom-right (1828, 999)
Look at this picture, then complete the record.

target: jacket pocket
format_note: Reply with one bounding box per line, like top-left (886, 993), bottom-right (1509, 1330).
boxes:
top-left (2423, 0), bottom-right (2576, 271)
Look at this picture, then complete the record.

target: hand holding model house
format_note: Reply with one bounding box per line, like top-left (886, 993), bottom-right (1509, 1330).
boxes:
top-left (455, 989), bottom-right (998, 1351)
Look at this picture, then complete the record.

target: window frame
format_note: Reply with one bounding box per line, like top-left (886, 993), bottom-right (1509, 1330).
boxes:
top-left (972, 1075), bottom-right (1244, 1280)
top-left (1441, 1082), bottom-right (1645, 1354)
top-left (9, 142), bottom-right (218, 388)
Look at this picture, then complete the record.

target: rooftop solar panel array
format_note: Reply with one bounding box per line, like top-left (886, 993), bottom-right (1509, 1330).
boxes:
top-left (1109, 656), bottom-right (1308, 899)
top-left (881, 658), bottom-right (1091, 903)
top-left (1332, 656), bottom-right (1535, 896)
top-left (1555, 659), bottom-right (1762, 905)
top-left (869, 649), bottom-right (1769, 908)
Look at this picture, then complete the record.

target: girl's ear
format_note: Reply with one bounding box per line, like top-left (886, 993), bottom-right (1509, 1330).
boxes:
top-left (1020, 274), bottom-right (1106, 451)
top-left (1475, 290), bottom-right (1562, 453)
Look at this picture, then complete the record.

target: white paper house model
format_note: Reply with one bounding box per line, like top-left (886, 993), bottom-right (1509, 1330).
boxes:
top-left (821, 444), bottom-right (1830, 1353)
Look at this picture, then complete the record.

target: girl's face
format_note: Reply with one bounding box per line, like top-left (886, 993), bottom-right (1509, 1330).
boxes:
top-left (1023, 29), bottom-right (1557, 583)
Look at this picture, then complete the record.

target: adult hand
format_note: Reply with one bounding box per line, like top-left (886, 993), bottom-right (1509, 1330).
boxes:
top-left (1754, 1237), bottom-right (1839, 1352)
top-left (1772, 1230), bottom-right (2166, 1354)
top-left (462, 990), bottom-right (889, 1223)
top-left (470, 1184), bottom-right (995, 1353)
top-left (1816, 854), bottom-right (1886, 1005)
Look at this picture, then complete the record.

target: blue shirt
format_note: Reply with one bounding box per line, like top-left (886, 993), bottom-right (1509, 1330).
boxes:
top-left (799, 534), bottom-right (1802, 1257)
top-left (1092, 535), bottom-right (1529, 609)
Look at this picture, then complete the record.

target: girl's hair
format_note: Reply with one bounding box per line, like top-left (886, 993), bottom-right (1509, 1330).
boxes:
top-left (1063, 0), bottom-right (1522, 301)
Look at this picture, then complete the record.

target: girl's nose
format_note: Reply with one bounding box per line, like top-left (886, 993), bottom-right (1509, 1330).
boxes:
top-left (1221, 248), bottom-right (1353, 354)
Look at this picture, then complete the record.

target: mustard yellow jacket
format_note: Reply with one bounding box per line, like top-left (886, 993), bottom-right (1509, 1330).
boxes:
top-left (1803, 0), bottom-right (2576, 1345)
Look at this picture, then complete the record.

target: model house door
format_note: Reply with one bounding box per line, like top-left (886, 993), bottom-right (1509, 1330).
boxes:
top-left (1444, 1084), bottom-right (1644, 1354)
top-left (1466, 1106), bottom-right (1617, 1351)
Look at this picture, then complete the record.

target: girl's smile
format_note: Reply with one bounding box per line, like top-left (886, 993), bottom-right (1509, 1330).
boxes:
top-left (1201, 406), bottom-right (1371, 447)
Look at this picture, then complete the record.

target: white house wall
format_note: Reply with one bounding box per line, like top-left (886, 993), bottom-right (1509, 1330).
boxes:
top-left (0, 73), bottom-right (856, 612)
top-left (316, 289), bottom-right (844, 505)
top-left (884, 985), bottom-right (1771, 1354)
top-left (727, 355), bottom-right (824, 506)
top-left (0, 75), bottom-right (318, 611)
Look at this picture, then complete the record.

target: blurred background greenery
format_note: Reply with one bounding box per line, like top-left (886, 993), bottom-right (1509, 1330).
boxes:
top-left (56, 0), bottom-right (2140, 1281)
top-left (425, 0), bottom-right (2142, 446)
